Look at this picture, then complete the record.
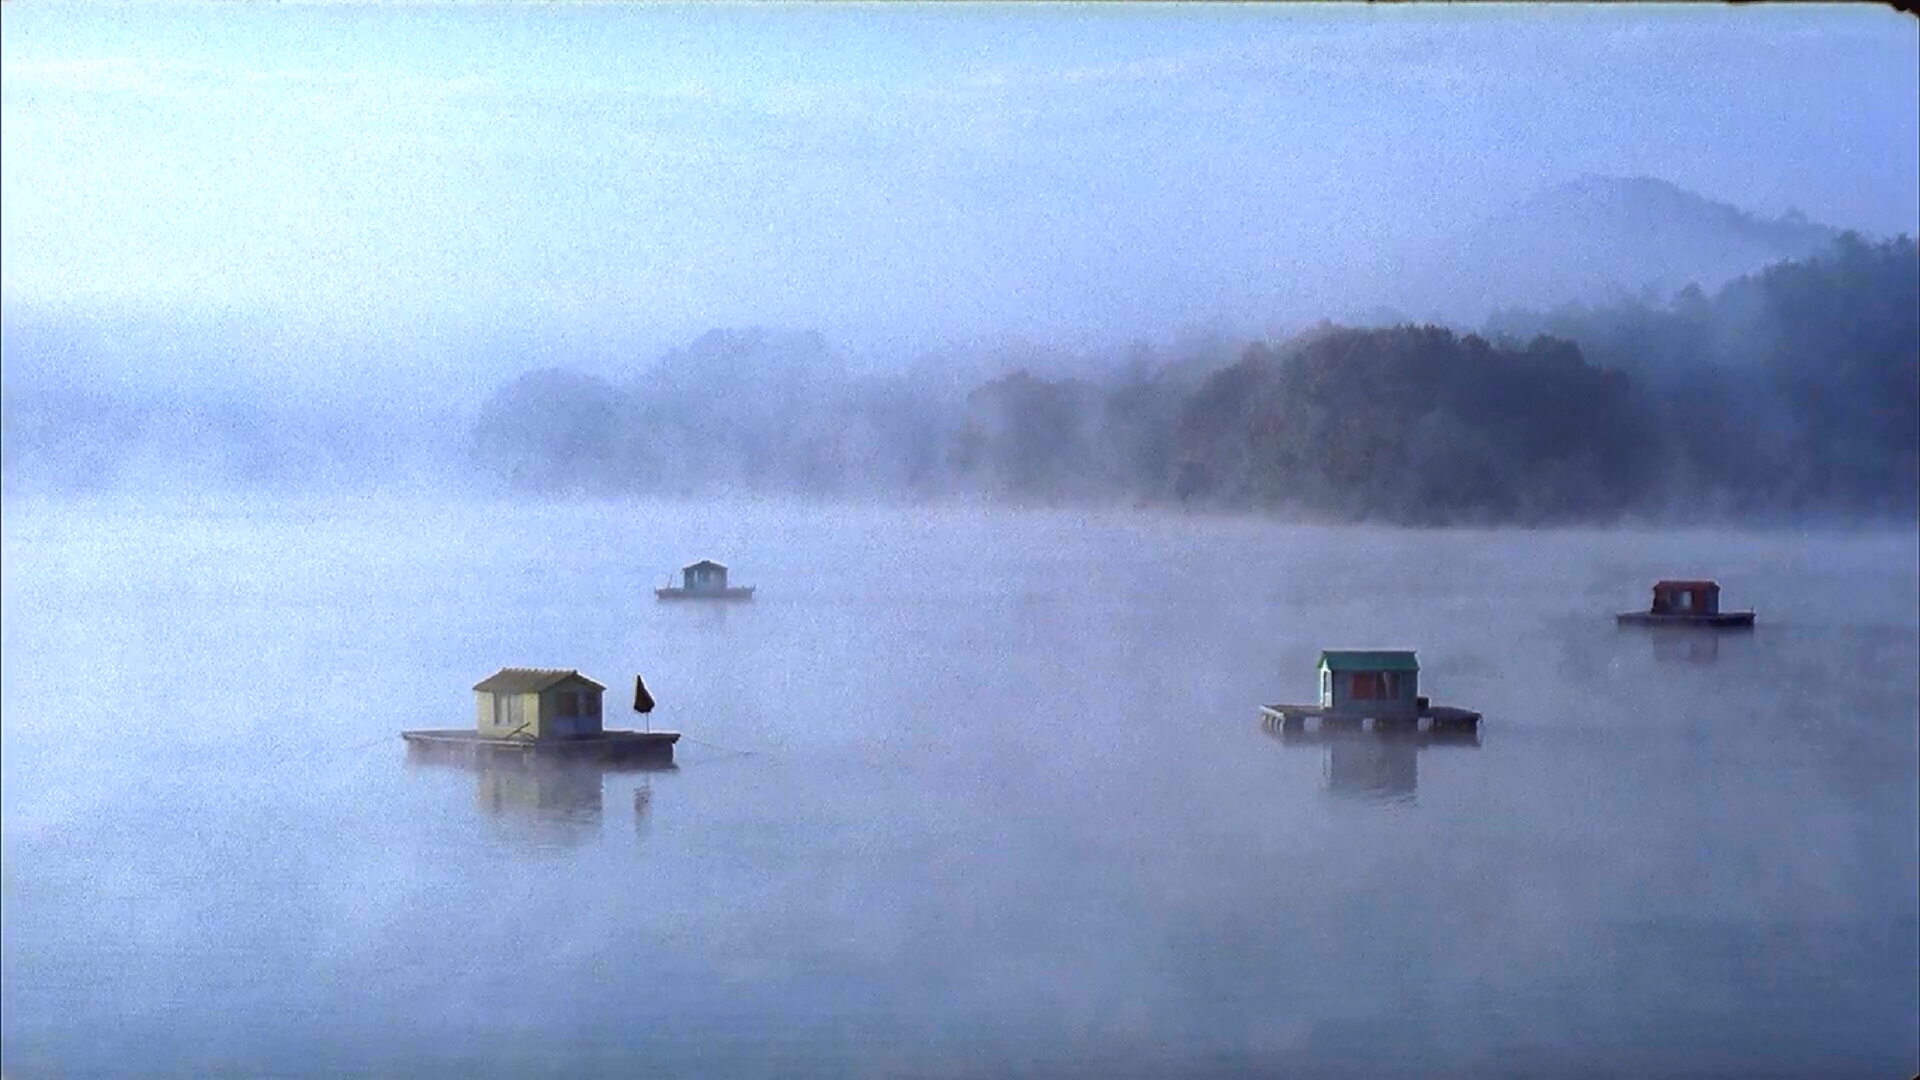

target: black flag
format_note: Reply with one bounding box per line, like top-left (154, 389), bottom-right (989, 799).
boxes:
top-left (633, 675), bottom-right (656, 714)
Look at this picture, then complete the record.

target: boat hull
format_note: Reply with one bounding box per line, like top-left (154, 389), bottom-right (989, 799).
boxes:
top-left (1616, 611), bottom-right (1755, 628)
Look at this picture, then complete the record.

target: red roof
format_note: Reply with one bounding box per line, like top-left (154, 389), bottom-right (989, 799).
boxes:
top-left (1653, 580), bottom-right (1719, 591)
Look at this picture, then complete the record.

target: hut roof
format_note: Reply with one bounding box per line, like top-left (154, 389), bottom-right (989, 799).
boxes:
top-left (684, 559), bottom-right (727, 572)
top-left (1319, 650), bottom-right (1420, 672)
top-left (473, 668), bottom-right (607, 694)
top-left (1654, 579), bottom-right (1719, 591)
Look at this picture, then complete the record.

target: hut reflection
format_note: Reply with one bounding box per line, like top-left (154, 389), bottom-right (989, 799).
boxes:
top-left (1264, 726), bottom-right (1479, 802)
top-left (1326, 738), bottom-right (1419, 800)
top-left (474, 759), bottom-right (604, 820)
top-left (408, 741), bottom-right (673, 834)
top-left (1650, 629), bottom-right (1722, 664)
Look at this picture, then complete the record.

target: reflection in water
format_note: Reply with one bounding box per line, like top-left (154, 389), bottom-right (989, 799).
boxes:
top-left (1649, 628), bottom-right (1721, 664)
top-left (1327, 738), bottom-right (1419, 800)
top-left (1265, 727), bottom-right (1481, 803)
top-left (407, 743), bottom-right (674, 835)
top-left (633, 779), bottom-right (653, 837)
top-left (474, 760), bottom-right (604, 820)
top-left (661, 599), bottom-right (733, 629)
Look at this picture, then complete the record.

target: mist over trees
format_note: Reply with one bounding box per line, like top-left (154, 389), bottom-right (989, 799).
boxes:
top-left (459, 233), bottom-right (1917, 525)
top-left (5, 214), bottom-right (1914, 526)
top-left (1169, 328), bottom-right (1664, 524)
top-left (469, 329), bottom-right (949, 499)
top-left (1485, 232), bottom-right (1919, 517)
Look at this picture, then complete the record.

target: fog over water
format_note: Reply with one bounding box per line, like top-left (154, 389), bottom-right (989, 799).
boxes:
top-left (2, 497), bottom-right (1915, 1077)
top-left (4, 3), bottom-right (1919, 1076)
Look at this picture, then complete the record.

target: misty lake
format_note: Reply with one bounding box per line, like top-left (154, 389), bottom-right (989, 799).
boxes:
top-left (2, 495), bottom-right (1915, 1079)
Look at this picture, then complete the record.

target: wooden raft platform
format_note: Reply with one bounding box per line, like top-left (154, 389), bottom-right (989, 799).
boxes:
top-left (1259, 703), bottom-right (1481, 734)
top-left (401, 729), bottom-right (680, 764)
top-left (655, 587), bottom-right (755, 601)
top-left (1262, 724), bottom-right (1480, 749)
top-left (1616, 611), bottom-right (1755, 628)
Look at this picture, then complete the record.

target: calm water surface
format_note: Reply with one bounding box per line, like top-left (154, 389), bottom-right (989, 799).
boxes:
top-left (3, 496), bottom-right (1916, 1078)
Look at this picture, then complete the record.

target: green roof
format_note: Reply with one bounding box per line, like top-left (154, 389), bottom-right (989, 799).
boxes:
top-left (474, 668), bottom-right (607, 694)
top-left (1318, 650), bottom-right (1419, 672)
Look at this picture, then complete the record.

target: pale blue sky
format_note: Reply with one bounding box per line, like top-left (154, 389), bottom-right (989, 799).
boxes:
top-left (3, 2), bottom-right (1916, 389)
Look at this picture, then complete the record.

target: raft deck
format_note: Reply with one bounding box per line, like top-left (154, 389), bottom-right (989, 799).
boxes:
top-left (655, 587), bottom-right (755, 602)
top-left (402, 729), bottom-right (680, 764)
top-left (1262, 723), bottom-right (1480, 748)
top-left (1616, 611), bottom-right (1755, 628)
top-left (1259, 703), bottom-right (1481, 734)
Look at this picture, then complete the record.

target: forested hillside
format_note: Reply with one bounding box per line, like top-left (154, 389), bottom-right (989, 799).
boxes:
top-left (463, 235), bottom-right (1917, 524)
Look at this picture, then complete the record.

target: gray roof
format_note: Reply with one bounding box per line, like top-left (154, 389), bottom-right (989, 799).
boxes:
top-left (473, 668), bottom-right (607, 694)
top-left (1319, 650), bottom-right (1420, 672)
top-left (685, 560), bottom-right (727, 571)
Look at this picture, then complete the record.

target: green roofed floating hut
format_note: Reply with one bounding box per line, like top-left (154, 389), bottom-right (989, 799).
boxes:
top-left (1317, 650), bottom-right (1422, 719)
top-left (1262, 650), bottom-right (1480, 735)
top-left (1616, 580), bottom-right (1755, 628)
top-left (402, 668), bottom-right (679, 765)
top-left (656, 560), bottom-right (755, 601)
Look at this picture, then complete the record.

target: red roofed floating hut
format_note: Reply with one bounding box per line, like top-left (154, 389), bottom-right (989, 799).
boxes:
top-left (1616, 580), bottom-right (1755, 628)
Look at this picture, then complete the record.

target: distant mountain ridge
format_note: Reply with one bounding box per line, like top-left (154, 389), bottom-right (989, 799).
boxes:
top-left (1528, 174), bottom-right (1838, 250)
top-left (1415, 175), bottom-right (1845, 320)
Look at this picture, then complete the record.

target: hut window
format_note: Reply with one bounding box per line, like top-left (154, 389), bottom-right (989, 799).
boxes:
top-left (491, 694), bottom-right (529, 728)
top-left (585, 693), bottom-right (601, 719)
top-left (556, 692), bottom-right (581, 719)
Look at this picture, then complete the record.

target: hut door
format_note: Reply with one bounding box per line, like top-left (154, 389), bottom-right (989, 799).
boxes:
top-left (551, 692), bottom-right (576, 737)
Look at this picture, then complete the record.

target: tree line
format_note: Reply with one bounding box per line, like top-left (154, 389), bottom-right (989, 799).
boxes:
top-left (470, 234), bottom-right (1917, 524)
